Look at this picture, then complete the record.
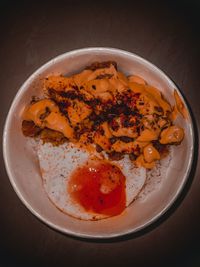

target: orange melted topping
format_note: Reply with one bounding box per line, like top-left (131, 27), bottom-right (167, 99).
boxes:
top-left (68, 162), bottom-right (126, 216)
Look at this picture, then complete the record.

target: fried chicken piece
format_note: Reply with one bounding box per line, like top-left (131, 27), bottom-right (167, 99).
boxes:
top-left (22, 120), bottom-right (42, 137)
top-left (40, 128), bottom-right (68, 146)
top-left (44, 75), bottom-right (75, 92)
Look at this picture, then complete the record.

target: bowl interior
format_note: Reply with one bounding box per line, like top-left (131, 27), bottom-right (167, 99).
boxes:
top-left (3, 48), bottom-right (194, 238)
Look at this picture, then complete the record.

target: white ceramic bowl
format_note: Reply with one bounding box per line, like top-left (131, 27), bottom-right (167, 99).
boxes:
top-left (3, 47), bottom-right (194, 239)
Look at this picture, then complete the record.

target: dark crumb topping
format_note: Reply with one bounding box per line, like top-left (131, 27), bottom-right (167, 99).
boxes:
top-left (107, 151), bottom-right (124, 161)
top-left (22, 61), bottom-right (182, 169)
top-left (85, 61), bottom-right (118, 71)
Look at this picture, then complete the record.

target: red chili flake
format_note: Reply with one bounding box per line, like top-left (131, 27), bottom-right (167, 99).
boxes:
top-left (120, 114), bottom-right (126, 125)
top-left (134, 93), bottom-right (141, 98)
top-left (109, 119), bottom-right (119, 131)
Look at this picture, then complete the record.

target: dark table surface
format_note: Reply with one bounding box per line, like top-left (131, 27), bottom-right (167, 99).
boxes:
top-left (0, 1), bottom-right (200, 266)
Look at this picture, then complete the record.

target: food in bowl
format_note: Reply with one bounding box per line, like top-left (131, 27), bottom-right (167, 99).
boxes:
top-left (21, 61), bottom-right (186, 220)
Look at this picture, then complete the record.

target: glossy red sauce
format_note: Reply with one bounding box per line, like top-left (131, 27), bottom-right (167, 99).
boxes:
top-left (68, 161), bottom-right (126, 216)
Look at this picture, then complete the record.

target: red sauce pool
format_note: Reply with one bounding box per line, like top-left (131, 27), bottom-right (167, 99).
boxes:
top-left (68, 161), bottom-right (126, 216)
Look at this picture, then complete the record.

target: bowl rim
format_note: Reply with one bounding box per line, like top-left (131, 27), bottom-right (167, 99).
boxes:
top-left (2, 47), bottom-right (195, 239)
